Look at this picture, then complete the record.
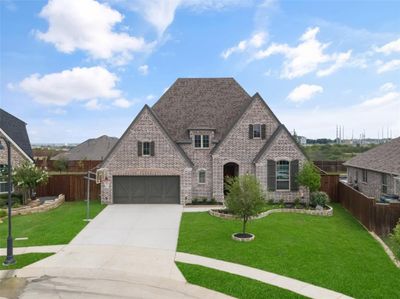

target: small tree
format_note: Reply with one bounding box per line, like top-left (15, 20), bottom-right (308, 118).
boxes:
top-left (296, 161), bottom-right (321, 193)
top-left (12, 162), bottom-right (49, 203)
top-left (225, 174), bottom-right (265, 235)
top-left (53, 158), bottom-right (68, 172)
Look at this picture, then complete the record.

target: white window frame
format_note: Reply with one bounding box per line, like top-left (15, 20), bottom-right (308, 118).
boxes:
top-left (276, 160), bottom-right (290, 191)
top-left (198, 169), bottom-right (206, 184)
top-left (194, 135), bottom-right (210, 149)
top-left (253, 124), bottom-right (261, 139)
top-left (142, 141), bottom-right (151, 156)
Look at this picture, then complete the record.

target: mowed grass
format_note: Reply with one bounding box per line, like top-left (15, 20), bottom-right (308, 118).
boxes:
top-left (0, 200), bottom-right (105, 248)
top-left (177, 203), bottom-right (400, 299)
top-left (0, 253), bottom-right (53, 270)
top-left (176, 262), bottom-right (306, 299)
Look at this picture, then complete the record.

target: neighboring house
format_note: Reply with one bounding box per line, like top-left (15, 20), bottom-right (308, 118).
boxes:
top-left (344, 137), bottom-right (400, 200)
top-left (51, 135), bottom-right (118, 161)
top-left (101, 78), bottom-right (308, 204)
top-left (0, 109), bottom-right (34, 193)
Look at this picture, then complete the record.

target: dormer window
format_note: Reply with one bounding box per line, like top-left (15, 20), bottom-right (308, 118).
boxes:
top-left (194, 135), bottom-right (209, 148)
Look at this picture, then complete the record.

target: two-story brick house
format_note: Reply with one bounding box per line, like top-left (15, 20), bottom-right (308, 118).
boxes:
top-left (0, 109), bottom-right (34, 193)
top-left (101, 78), bottom-right (308, 204)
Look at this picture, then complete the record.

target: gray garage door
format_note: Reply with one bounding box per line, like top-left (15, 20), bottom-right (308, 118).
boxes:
top-left (113, 176), bottom-right (180, 204)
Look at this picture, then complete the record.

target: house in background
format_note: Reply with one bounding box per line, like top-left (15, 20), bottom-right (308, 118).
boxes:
top-left (344, 137), bottom-right (400, 200)
top-left (0, 109), bottom-right (34, 193)
top-left (51, 135), bottom-right (118, 161)
top-left (101, 78), bottom-right (308, 204)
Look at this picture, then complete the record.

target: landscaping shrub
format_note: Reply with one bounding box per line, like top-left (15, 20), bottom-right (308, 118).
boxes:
top-left (297, 161), bottom-right (321, 193)
top-left (225, 174), bottom-right (265, 234)
top-left (310, 191), bottom-right (329, 207)
top-left (391, 219), bottom-right (400, 246)
top-left (0, 193), bottom-right (23, 208)
top-left (0, 209), bottom-right (6, 218)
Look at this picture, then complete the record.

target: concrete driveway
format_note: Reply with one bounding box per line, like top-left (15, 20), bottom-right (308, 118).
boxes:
top-left (10, 204), bottom-right (231, 298)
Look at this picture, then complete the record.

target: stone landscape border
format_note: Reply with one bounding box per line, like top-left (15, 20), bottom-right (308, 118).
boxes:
top-left (1, 194), bottom-right (65, 217)
top-left (209, 205), bottom-right (333, 220)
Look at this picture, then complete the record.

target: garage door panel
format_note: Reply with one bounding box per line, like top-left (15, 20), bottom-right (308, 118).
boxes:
top-left (113, 176), bottom-right (180, 204)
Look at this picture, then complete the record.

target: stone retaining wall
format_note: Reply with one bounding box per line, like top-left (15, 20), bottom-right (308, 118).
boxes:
top-left (209, 205), bottom-right (333, 220)
top-left (1, 194), bottom-right (65, 217)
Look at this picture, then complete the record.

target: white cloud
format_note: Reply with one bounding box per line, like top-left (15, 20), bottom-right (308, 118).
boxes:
top-left (119, 0), bottom-right (249, 36)
top-left (85, 99), bottom-right (104, 110)
top-left (380, 82), bottom-right (396, 92)
top-left (50, 108), bottom-right (67, 115)
top-left (222, 31), bottom-right (267, 59)
top-left (113, 98), bottom-right (132, 108)
top-left (254, 27), bottom-right (353, 79)
top-left (375, 38), bottom-right (400, 55)
top-left (280, 88), bottom-right (400, 139)
top-left (18, 66), bottom-right (121, 106)
top-left (287, 84), bottom-right (323, 103)
top-left (360, 91), bottom-right (399, 107)
top-left (36, 0), bottom-right (149, 64)
top-left (376, 59), bottom-right (400, 74)
top-left (138, 64), bottom-right (149, 75)
top-left (146, 94), bottom-right (156, 100)
top-left (316, 50), bottom-right (352, 77)
top-left (43, 118), bottom-right (55, 125)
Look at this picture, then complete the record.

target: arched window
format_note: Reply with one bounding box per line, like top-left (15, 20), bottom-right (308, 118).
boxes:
top-left (276, 160), bottom-right (290, 190)
top-left (198, 169), bottom-right (206, 184)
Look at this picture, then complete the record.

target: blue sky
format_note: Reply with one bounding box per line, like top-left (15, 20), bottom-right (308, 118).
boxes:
top-left (1, 0), bottom-right (399, 143)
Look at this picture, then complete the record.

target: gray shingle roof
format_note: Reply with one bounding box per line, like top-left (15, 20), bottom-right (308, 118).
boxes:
top-left (51, 135), bottom-right (118, 161)
top-left (0, 109), bottom-right (33, 159)
top-left (152, 78), bottom-right (252, 142)
top-left (343, 137), bottom-right (400, 175)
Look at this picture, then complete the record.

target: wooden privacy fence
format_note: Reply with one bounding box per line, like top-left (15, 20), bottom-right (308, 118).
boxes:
top-left (35, 160), bottom-right (101, 172)
top-left (320, 174), bottom-right (339, 202)
top-left (36, 173), bottom-right (100, 201)
top-left (338, 182), bottom-right (400, 236)
top-left (314, 160), bottom-right (346, 173)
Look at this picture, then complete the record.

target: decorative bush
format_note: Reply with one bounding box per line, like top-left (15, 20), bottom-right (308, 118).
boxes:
top-left (391, 220), bottom-right (400, 246)
top-left (225, 174), bottom-right (265, 235)
top-left (297, 161), bottom-right (321, 193)
top-left (310, 191), bottom-right (330, 207)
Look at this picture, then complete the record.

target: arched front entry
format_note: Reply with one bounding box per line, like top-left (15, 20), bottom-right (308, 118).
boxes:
top-left (223, 162), bottom-right (239, 195)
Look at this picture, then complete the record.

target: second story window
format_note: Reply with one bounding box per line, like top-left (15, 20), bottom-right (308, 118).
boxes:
top-left (253, 124), bottom-right (261, 138)
top-left (143, 142), bottom-right (151, 156)
top-left (194, 135), bottom-right (209, 148)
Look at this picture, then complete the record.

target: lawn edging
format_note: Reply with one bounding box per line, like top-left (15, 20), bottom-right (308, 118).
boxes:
top-left (209, 204), bottom-right (333, 220)
top-left (1, 194), bottom-right (65, 219)
top-left (368, 231), bottom-right (400, 268)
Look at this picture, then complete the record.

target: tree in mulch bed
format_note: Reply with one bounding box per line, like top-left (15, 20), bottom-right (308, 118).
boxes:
top-left (225, 174), bottom-right (265, 242)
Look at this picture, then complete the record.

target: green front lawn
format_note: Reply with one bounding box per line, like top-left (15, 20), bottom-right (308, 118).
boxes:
top-left (176, 262), bottom-right (306, 299)
top-left (177, 203), bottom-right (400, 299)
top-left (0, 253), bottom-right (53, 270)
top-left (0, 200), bottom-right (105, 248)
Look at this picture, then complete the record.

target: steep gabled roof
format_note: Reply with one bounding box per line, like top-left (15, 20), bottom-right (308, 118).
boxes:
top-left (51, 135), bottom-right (118, 161)
top-left (102, 105), bottom-right (193, 167)
top-left (343, 137), bottom-right (400, 175)
top-left (253, 124), bottom-right (308, 163)
top-left (152, 78), bottom-right (252, 142)
top-left (0, 108), bottom-right (33, 160)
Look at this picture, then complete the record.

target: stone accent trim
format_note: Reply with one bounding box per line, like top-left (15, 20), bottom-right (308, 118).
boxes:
top-left (232, 233), bottom-right (255, 242)
top-left (1, 194), bottom-right (65, 218)
top-left (209, 205), bottom-right (333, 220)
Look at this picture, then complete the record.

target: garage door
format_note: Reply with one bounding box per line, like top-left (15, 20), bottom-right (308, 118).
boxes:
top-left (113, 176), bottom-right (180, 204)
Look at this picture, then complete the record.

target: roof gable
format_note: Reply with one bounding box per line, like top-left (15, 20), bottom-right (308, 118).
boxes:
top-left (253, 124), bottom-right (308, 163)
top-left (152, 78), bottom-right (252, 142)
top-left (0, 109), bottom-right (33, 160)
top-left (102, 105), bottom-right (193, 167)
top-left (343, 137), bottom-right (400, 175)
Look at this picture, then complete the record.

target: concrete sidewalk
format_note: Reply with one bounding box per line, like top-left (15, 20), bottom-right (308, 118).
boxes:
top-left (176, 252), bottom-right (354, 299)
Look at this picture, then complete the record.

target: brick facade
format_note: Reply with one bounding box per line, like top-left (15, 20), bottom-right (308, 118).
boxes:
top-left (101, 88), bottom-right (308, 205)
top-left (101, 107), bottom-right (192, 204)
top-left (347, 166), bottom-right (396, 199)
top-left (0, 131), bottom-right (31, 169)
